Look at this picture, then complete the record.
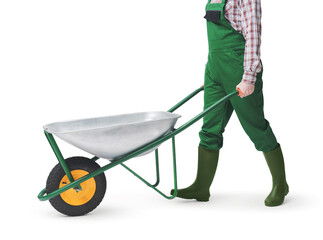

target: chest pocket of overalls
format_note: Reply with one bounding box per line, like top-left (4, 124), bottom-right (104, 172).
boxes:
top-left (204, 10), bottom-right (221, 24)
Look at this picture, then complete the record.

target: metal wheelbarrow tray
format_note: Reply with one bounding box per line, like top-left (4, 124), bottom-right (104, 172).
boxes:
top-left (43, 111), bottom-right (181, 160)
top-left (38, 86), bottom-right (240, 216)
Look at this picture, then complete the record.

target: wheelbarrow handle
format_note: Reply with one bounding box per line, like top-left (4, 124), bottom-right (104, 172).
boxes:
top-left (236, 88), bottom-right (242, 96)
top-left (202, 84), bottom-right (242, 96)
top-left (169, 88), bottom-right (238, 135)
top-left (167, 85), bottom-right (205, 112)
top-left (168, 85), bottom-right (240, 113)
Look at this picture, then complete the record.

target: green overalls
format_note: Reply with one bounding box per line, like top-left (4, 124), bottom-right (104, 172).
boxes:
top-left (199, 0), bottom-right (278, 152)
top-left (171, 0), bottom-right (288, 205)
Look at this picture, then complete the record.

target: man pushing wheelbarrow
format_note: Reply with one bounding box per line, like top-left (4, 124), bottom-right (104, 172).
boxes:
top-left (39, 0), bottom-right (288, 216)
top-left (171, 0), bottom-right (289, 206)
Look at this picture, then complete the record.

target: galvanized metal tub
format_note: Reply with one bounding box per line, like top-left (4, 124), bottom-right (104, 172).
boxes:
top-left (43, 111), bottom-right (181, 160)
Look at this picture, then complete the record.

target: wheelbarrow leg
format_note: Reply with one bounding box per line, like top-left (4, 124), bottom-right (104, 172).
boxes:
top-left (152, 149), bottom-right (160, 187)
top-left (121, 148), bottom-right (160, 187)
top-left (120, 136), bottom-right (178, 199)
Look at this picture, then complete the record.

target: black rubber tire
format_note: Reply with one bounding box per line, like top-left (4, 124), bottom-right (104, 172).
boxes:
top-left (46, 157), bottom-right (106, 216)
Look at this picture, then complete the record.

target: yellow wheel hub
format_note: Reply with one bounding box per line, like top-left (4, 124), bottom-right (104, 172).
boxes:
top-left (59, 170), bottom-right (96, 206)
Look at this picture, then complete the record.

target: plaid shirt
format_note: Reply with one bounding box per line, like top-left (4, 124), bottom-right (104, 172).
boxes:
top-left (211, 0), bottom-right (262, 84)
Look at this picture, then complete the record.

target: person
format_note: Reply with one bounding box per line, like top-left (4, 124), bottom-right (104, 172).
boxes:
top-left (171, 0), bottom-right (289, 206)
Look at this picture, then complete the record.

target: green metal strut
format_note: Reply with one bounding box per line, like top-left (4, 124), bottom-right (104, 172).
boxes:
top-left (44, 132), bottom-right (75, 183)
top-left (44, 131), bottom-right (82, 191)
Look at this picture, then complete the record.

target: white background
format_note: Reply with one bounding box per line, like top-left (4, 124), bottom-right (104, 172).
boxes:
top-left (1, 0), bottom-right (322, 239)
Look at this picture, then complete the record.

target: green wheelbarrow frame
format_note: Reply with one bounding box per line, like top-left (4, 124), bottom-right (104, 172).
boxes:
top-left (38, 86), bottom-right (239, 201)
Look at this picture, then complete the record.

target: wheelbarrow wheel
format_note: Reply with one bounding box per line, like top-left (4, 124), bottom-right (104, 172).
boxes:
top-left (46, 156), bottom-right (106, 216)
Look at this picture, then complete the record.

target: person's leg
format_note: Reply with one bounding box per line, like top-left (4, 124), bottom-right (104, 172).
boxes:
top-left (199, 62), bottom-right (234, 151)
top-left (218, 51), bottom-right (288, 206)
top-left (230, 74), bottom-right (288, 206)
top-left (171, 146), bottom-right (219, 201)
top-left (226, 72), bottom-right (279, 152)
top-left (263, 143), bottom-right (289, 206)
top-left (171, 60), bottom-right (233, 201)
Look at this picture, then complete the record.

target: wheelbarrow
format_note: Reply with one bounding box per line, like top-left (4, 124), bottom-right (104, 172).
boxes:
top-left (38, 86), bottom-right (241, 216)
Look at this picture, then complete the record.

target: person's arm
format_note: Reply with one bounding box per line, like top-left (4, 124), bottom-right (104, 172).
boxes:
top-left (236, 0), bottom-right (262, 98)
top-left (241, 0), bottom-right (262, 85)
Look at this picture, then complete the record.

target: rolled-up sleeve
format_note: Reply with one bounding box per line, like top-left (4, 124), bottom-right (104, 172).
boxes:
top-left (240, 0), bottom-right (262, 84)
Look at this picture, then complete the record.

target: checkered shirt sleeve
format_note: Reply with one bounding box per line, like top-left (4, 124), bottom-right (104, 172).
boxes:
top-left (225, 0), bottom-right (262, 84)
top-left (241, 0), bottom-right (262, 84)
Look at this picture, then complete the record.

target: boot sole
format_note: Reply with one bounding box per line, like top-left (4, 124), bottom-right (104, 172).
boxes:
top-left (171, 189), bottom-right (210, 201)
top-left (195, 197), bottom-right (209, 202)
top-left (175, 195), bottom-right (210, 202)
top-left (265, 198), bottom-right (284, 207)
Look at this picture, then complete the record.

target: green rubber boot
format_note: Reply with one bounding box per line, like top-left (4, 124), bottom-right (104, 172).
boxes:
top-left (170, 146), bottom-right (219, 201)
top-left (263, 143), bottom-right (289, 206)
